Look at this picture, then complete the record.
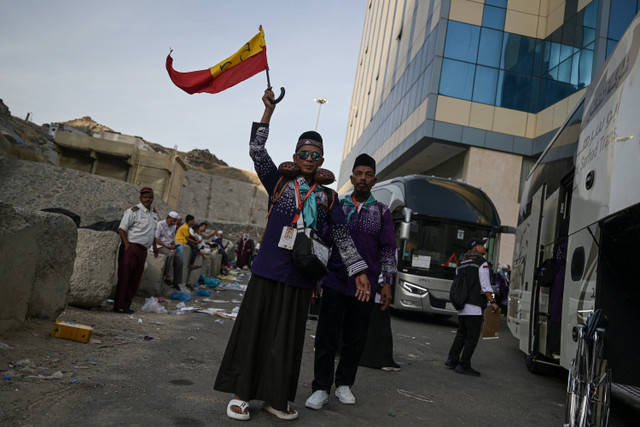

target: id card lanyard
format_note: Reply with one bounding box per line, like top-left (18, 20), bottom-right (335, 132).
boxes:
top-left (292, 179), bottom-right (317, 229)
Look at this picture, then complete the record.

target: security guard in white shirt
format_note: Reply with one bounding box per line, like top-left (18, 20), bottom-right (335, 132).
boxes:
top-left (113, 187), bottom-right (159, 313)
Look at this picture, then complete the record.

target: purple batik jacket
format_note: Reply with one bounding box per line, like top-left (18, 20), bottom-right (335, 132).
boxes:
top-left (321, 197), bottom-right (397, 296)
top-left (249, 122), bottom-right (368, 289)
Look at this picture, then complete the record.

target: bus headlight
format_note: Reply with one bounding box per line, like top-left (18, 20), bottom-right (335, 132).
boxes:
top-left (399, 280), bottom-right (428, 295)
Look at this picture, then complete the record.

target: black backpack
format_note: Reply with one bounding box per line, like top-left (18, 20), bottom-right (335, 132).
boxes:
top-left (449, 266), bottom-right (470, 310)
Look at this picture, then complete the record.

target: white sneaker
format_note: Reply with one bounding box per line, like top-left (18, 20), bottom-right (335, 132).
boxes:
top-left (335, 385), bottom-right (356, 405)
top-left (305, 390), bottom-right (329, 410)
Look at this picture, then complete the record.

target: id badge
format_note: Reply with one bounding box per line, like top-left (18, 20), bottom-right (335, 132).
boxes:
top-left (278, 226), bottom-right (296, 250)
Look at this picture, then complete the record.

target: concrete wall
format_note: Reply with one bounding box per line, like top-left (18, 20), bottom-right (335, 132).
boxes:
top-left (53, 131), bottom-right (187, 209)
top-left (0, 202), bottom-right (77, 332)
top-left (462, 147), bottom-right (521, 265)
top-left (0, 156), bottom-right (173, 226)
top-left (178, 169), bottom-right (268, 238)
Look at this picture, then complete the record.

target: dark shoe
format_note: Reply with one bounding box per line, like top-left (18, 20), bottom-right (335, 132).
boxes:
top-left (113, 307), bottom-right (134, 314)
top-left (188, 265), bottom-right (201, 270)
top-left (455, 365), bottom-right (480, 376)
top-left (444, 359), bottom-right (458, 369)
top-left (164, 279), bottom-right (173, 287)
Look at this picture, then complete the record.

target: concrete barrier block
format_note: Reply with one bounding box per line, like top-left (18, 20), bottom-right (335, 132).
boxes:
top-left (69, 229), bottom-right (120, 308)
top-left (0, 202), bottom-right (77, 331)
top-left (138, 251), bottom-right (167, 297)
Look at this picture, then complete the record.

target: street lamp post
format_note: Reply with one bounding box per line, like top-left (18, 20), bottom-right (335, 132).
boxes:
top-left (314, 98), bottom-right (328, 131)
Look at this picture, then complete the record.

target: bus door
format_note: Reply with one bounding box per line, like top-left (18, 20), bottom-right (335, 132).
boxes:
top-left (531, 185), bottom-right (563, 361)
top-left (509, 184), bottom-right (545, 355)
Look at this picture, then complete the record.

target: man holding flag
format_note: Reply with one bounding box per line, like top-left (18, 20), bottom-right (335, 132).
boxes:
top-left (213, 88), bottom-right (371, 421)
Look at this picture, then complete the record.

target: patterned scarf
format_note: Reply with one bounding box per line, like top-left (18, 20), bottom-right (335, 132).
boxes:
top-left (291, 179), bottom-right (322, 231)
top-left (343, 192), bottom-right (376, 223)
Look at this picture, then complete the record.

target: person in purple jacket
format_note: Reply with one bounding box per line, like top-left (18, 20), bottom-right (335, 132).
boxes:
top-left (214, 88), bottom-right (371, 422)
top-left (305, 153), bottom-right (397, 410)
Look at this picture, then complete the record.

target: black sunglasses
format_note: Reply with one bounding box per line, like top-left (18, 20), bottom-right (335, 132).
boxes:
top-left (296, 150), bottom-right (323, 161)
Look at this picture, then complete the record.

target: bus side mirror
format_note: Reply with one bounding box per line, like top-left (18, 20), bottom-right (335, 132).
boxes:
top-left (399, 207), bottom-right (412, 241)
top-left (500, 225), bottom-right (516, 234)
top-left (399, 222), bottom-right (411, 241)
top-left (403, 207), bottom-right (412, 223)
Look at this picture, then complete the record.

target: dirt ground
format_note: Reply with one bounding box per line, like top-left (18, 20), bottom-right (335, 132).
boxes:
top-left (1, 271), bottom-right (581, 427)
top-left (0, 273), bottom-right (253, 426)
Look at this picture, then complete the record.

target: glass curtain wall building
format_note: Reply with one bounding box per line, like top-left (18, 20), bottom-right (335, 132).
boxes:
top-left (340, 0), bottom-right (638, 263)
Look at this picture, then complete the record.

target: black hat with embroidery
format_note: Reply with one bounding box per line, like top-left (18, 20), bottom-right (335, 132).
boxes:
top-left (352, 153), bottom-right (376, 173)
top-left (296, 131), bottom-right (323, 153)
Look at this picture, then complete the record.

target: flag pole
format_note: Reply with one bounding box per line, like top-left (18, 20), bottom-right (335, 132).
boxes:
top-left (265, 67), bottom-right (285, 104)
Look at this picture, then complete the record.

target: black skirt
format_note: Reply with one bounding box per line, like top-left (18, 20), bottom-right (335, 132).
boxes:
top-left (214, 274), bottom-right (312, 412)
top-left (358, 303), bottom-right (397, 368)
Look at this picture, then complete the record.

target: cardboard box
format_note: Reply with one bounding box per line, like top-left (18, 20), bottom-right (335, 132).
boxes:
top-left (51, 320), bottom-right (93, 343)
top-left (482, 307), bottom-right (501, 339)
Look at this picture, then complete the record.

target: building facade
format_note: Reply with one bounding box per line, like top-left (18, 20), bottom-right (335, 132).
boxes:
top-left (340, 0), bottom-right (639, 263)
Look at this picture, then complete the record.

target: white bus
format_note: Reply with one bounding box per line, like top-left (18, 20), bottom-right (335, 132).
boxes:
top-left (369, 175), bottom-right (510, 316)
top-left (508, 12), bottom-right (640, 424)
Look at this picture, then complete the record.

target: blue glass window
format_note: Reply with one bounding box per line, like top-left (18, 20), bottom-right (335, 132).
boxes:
top-left (497, 71), bottom-right (531, 111)
top-left (483, 5), bottom-right (506, 30)
top-left (571, 54), bottom-right (580, 86)
top-left (501, 33), bottom-right (535, 74)
top-left (473, 66), bottom-right (498, 104)
top-left (583, 27), bottom-right (596, 47)
top-left (549, 42), bottom-right (561, 69)
top-left (528, 77), bottom-right (540, 112)
top-left (477, 28), bottom-right (503, 67)
top-left (606, 39), bottom-right (618, 58)
top-left (532, 41), bottom-right (545, 75)
top-left (609, 0), bottom-right (637, 40)
top-left (440, 59), bottom-right (475, 100)
top-left (583, 1), bottom-right (598, 29)
top-left (484, 0), bottom-right (507, 7)
top-left (560, 43), bottom-right (575, 63)
top-left (444, 21), bottom-right (480, 63)
top-left (578, 48), bottom-right (593, 87)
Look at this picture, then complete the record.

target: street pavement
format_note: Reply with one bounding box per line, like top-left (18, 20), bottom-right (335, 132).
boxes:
top-left (5, 270), bottom-right (634, 426)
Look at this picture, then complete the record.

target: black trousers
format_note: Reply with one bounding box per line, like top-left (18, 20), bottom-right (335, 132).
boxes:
top-left (312, 286), bottom-right (374, 392)
top-left (359, 303), bottom-right (396, 369)
top-left (447, 315), bottom-right (483, 369)
top-left (214, 275), bottom-right (312, 412)
top-left (187, 242), bottom-right (199, 266)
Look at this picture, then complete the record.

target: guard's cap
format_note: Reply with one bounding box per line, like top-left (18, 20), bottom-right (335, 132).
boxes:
top-left (466, 237), bottom-right (486, 250)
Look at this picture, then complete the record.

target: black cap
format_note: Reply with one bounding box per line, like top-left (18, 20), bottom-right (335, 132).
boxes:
top-left (466, 237), bottom-right (486, 250)
top-left (353, 153), bottom-right (376, 173)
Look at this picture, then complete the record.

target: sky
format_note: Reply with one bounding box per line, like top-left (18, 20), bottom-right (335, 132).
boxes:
top-left (0, 0), bottom-right (366, 187)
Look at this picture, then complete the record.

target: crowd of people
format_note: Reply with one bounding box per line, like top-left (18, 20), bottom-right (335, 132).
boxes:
top-left (114, 88), bottom-right (511, 421)
top-left (113, 192), bottom-right (256, 313)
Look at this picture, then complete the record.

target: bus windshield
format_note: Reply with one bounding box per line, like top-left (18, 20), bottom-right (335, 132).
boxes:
top-left (399, 217), bottom-right (496, 279)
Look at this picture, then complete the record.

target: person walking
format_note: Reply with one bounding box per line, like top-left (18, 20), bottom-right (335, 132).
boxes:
top-left (445, 237), bottom-right (498, 376)
top-left (305, 153), bottom-right (396, 410)
top-left (113, 187), bottom-right (158, 314)
top-left (214, 88), bottom-right (371, 421)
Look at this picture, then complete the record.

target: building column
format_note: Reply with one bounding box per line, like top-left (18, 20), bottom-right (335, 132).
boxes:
top-left (462, 147), bottom-right (521, 265)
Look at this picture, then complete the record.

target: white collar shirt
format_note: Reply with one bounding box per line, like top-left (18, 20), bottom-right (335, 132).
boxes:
top-left (155, 219), bottom-right (176, 245)
top-left (119, 203), bottom-right (158, 247)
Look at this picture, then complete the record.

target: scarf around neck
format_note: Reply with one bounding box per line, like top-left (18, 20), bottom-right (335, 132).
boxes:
top-left (343, 192), bottom-right (376, 223)
top-left (291, 178), bottom-right (322, 231)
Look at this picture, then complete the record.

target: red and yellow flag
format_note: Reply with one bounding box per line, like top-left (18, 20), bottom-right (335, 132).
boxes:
top-left (166, 26), bottom-right (269, 94)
